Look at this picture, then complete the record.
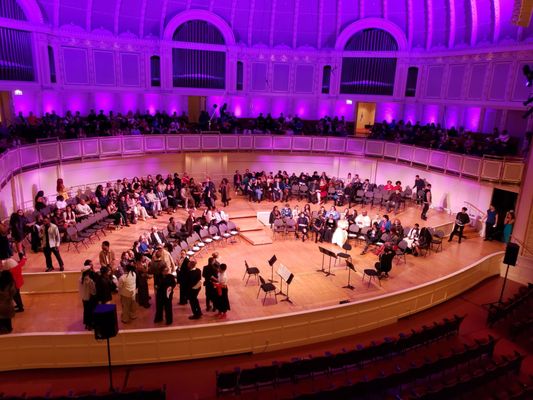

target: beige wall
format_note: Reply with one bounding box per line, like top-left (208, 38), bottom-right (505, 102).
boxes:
top-left (0, 151), bottom-right (510, 219)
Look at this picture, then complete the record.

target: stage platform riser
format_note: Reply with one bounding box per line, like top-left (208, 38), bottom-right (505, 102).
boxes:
top-left (0, 252), bottom-right (503, 372)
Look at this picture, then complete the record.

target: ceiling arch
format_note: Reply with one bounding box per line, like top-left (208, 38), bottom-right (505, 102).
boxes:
top-left (19, 0), bottom-right (533, 49)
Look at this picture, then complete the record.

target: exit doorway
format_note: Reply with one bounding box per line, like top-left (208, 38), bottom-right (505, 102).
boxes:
top-left (188, 96), bottom-right (206, 124)
top-left (355, 102), bottom-right (376, 136)
top-left (0, 91), bottom-right (13, 125)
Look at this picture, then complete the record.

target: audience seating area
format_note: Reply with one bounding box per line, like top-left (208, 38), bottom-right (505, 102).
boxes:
top-left (0, 388), bottom-right (166, 400)
top-left (216, 315), bottom-right (465, 396)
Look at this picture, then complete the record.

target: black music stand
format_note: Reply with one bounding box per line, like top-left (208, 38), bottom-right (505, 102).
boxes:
top-left (343, 261), bottom-right (356, 290)
top-left (317, 246), bottom-right (327, 274)
top-left (281, 273), bottom-right (295, 303)
top-left (268, 255), bottom-right (278, 283)
top-left (324, 248), bottom-right (337, 277)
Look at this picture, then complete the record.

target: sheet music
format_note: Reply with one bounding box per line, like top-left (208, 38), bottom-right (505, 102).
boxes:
top-left (277, 263), bottom-right (292, 282)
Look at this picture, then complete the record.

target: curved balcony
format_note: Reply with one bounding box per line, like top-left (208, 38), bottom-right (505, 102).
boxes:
top-left (0, 136), bottom-right (523, 194)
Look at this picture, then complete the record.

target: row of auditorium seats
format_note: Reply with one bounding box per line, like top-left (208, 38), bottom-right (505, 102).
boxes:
top-left (292, 336), bottom-right (504, 400)
top-left (0, 388), bottom-right (165, 400)
top-left (215, 315), bottom-right (465, 396)
top-left (487, 283), bottom-right (533, 327)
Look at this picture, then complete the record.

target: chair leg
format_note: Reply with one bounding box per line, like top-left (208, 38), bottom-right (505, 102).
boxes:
top-left (243, 271), bottom-right (247, 280)
top-left (257, 287), bottom-right (261, 298)
top-left (263, 292), bottom-right (267, 305)
top-left (246, 274), bottom-right (251, 284)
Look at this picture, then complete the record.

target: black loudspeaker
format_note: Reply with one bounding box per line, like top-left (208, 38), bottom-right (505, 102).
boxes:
top-left (93, 304), bottom-right (118, 340)
top-left (503, 242), bottom-right (520, 266)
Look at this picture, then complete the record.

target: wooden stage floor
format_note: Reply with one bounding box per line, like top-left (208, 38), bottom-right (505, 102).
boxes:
top-left (14, 198), bottom-right (504, 334)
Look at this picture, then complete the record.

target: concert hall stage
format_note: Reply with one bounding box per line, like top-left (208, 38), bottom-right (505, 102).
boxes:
top-left (14, 198), bottom-right (504, 334)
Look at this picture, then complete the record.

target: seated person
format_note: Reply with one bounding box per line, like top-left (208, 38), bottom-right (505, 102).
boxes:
top-left (281, 203), bottom-right (292, 219)
top-left (311, 216), bottom-right (324, 243)
top-left (150, 226), bottom-right (166, 247)
top-left (296, 212), bottom-right (309, 242)
top-left (361, 222), bottom-right (382, 255)
top-left (55, 195), bottom-right (67, 211)
top-left (375, 245), bottom-right (395, 278)
top-left (75, 198), bottom-right (93, 219)
top-left (355, 210), bottom-right (371, 230)
top-left (404, 224), bottom-right (421, 255)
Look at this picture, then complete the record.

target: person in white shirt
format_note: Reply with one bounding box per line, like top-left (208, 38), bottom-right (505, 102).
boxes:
top-left (118, 264), bottom-right (137, 323)
top-left (355, 211), bottom-right (371, 230)
top-left (55, 195), bottom-right (67, 211)
top-left (75, 199), bottom-right (93, 218)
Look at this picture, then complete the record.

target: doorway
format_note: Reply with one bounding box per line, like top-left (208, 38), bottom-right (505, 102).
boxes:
top-left (355, 102), bottom-right (376, 136)
top-left (490, 188), bottom-right (518, 240)
top-left (188, 96), bottom-right (206, 124)
top-left (0, 91), bottom-right (14, 125)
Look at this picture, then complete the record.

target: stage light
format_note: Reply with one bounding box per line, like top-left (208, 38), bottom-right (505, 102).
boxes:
top-left (13, 89), bottom-right (23, 96)
top-left (346, 99), bottom-right (353, 105)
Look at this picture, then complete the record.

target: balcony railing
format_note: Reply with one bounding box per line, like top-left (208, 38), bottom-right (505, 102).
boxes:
top-left (0, 135), bottom-right (524, 193)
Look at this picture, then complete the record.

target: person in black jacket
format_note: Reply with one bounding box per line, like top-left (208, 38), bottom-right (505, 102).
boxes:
top-left (448, 207), bottom-right (470, 243)
top-left (375, 246), bottom-right (395, 278)
top-left (9, 210), bottom-right (28, 260)
top-left (202, 254), bottom-right (219, 312)
top-left (154, 266), bottom-right (176, 325)
top-left (187, 260), bottom-right (203, 320)
top-left (177, 250), bottom-right (189, 305)
top-left (95, 266), bottom-right (115, 304)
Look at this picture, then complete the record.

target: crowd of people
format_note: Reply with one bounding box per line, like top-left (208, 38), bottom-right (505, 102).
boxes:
top-left (0, 163), bottom-right (515, 334)
top-left (369, 120), bottom-right (529, 157)
top-left (2, 109), bottom-right (526, 157)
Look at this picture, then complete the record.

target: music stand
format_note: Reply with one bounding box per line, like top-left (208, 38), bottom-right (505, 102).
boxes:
top-left (276, 263), bottom-right (295, 304)
top-left (268, 255), bottom-right (278, 283)
top-left (317, 246), bottom-right (327, 274)
top-left (324, 248), bottom-right (337, 277)
top-left (343, 261), bottom-right (356, 290)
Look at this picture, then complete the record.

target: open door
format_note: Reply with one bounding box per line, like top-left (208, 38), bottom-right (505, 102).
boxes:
top-left (188, 96), bottom-right (206, 124)
top-left (355, 102), bottom-right (376, 136)
top-left (0, 91), bottom-right (13, 125)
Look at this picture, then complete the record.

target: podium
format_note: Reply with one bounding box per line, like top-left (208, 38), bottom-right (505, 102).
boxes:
top-left (276, 263), bottom-right (295, 303)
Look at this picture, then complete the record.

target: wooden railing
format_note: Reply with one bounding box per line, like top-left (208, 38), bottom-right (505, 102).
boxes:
top-left (0, 135), bottom-right (524, 192)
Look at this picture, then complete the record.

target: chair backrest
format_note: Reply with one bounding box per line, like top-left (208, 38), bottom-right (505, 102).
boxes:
top-left (180, 241), bottom-right (188, 251)
top-left (348, 223), bottom-right (358, 233)
top-left (187, 236), bottom-right (195, 246)
top-left (286, 219), bottom-right (296, 227)
top-left (398, 240), bottom-right (408, 251)
top-left (259, 276), bottom-right (266, 286)
top-left (219, 224), bottom-right (227, 234)
top-left (191, 232), bottom-right (201, 242)
top-left (199, 228), bottom-right (209, 238)
top-left (209, 225), bottom-right (219, 236)
top-left (365, 192), bottom-right (374, 198)
top-left (300, 185), bottom-right (308, 192)
top-left (356, 190), bottom-right (364, 197)
top-left (273, 219), bottom-right (284, 227)
top-left (435, 230), bottom-right (444, 238)
top-left (245, 260), bottom-right (249, 271)
top-left (360, 226), bottom-right (370, 235)
top-left (227, 221), bottom-right (237, 230)
top-left (66, 226), bottom-right (78, 238)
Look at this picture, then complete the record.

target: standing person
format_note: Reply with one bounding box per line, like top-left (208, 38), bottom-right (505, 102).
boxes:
top-left (79, 260), bottom-right (96, 330)
top-left (95, 266), bottom-right (115, 304)
top-left (202, 256), bottom-right (219, 312)
top-left (40, 217), bottom-right (64, 272)
top-left (1, 257), bottom-right (26, 313)
top-left (154, 266), bottom-right (176, 325)
top-left (0, 270), bottom-right (16, 334)
top-left (134, 253), bottom-right (150, 308)
top-left (448, 207), bottom-right (471, 243)
top-left (203, 177), bottom-right (216, 209)
top-left (219, 178), bottom-right (231, 207)
top-left (118, 264), bottom-right (137, 324)
top-left (0, 222), bottom-right (13, 261)
top-left (212, 263), bottom-right (230, 319)
top-left (420, 184), bottom-right (432, 221)
top-left (177, 249), bottom-right (190, 305)
top-left (414, 175), bottom-right (426, 204)
top-left (503, 211), bottom-right (515, 244)
top-left (484, 204), bottom-right (498, 241)
top-left (187, 260), bottom-right (203, 320)
top-left (9, 210), bottom-right (28, 260)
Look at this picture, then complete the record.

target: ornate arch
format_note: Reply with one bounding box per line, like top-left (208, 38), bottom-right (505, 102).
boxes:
top-left (16, 0), bottom-right (44, 23)
top-left (335, 18), bottom-right (408, 51)
top-left (162, 9), bottom-right (235, 46)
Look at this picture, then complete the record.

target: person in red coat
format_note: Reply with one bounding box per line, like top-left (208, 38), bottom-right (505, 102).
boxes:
top-left (1, 257), bottom-right (25, 312)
